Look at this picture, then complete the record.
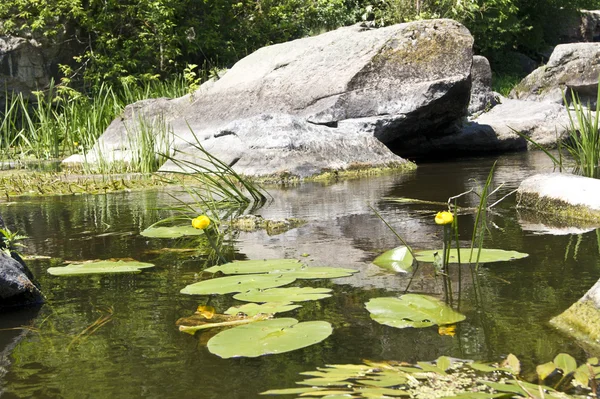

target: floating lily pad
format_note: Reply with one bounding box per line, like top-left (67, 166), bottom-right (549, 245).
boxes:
top-left (207, 317), bottom-right (332, 358)
top-left (414, 248), bottom-right (528, 264)
top-left (140, 225), bottom-right (204, 238)
top-left (47, 260), bottom-right (155, 276)
top-left (180, 274), bottom-right (296, 295)
top-left (277, 267), bottom-right (357, 279)
top-left (373, 246), bottom-right (414, 273)
top-left (224, 302), bottom-right (301, 317)
top-left (233, 287), bottom-right (333, 303)
top-left (365, 294), bottom-right (466, 329)
top-left (204, 259), bottom-right (302, 274)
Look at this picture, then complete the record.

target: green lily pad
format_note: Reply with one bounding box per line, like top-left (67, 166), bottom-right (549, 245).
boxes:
top-left (207, 317), bottom-right (332, 358)
top-left (277, 267), bottom-right (357, 279)
top-left (415, 248), bottom-right (528, 264)
top-left (140, 225), bottom-right (204, 238)
top-left (373, 246), bottom-right (414, 273)
top-left (204, 259), bottom-right (302, 274)
top-left (180, 274), bottom-right (296, 295)
top-left (47, 260), bottom-right (155, 276)
top-left (233, 287), bottom-right (333, 303)
top-left (365, 294), bottom-right (466, 329)
top-left (224, 302), bottom-right (301, 317)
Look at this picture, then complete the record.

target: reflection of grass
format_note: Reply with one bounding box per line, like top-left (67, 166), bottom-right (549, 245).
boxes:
top-left (67, 305), bottom-right (114, 351)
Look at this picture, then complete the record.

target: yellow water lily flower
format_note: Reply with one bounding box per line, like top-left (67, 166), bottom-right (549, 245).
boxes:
top-left (192, 215), bottom-right (211, 230)
top-left (438, 324), bottom-right (456, 337)
top-left (435, 211), bottom-right (454, 225)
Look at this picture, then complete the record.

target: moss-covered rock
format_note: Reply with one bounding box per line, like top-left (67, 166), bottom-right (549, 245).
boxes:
top-left (551, 278), bottom-right (600, 352)
top-left (516, 173), bottom-right (600, 224)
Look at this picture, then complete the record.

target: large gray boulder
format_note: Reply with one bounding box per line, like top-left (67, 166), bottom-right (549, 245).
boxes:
top-left (510, 43), bottom-right (600, 105)
top-left (415, 98), bottom-right (570, 155)
top-left (468, 55), bottom-right (497, 115)
top-left (64, 19), bottom-right (474, 177)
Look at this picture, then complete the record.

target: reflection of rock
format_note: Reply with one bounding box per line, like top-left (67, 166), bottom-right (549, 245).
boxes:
top-left (230, 215), bottom-right (306, 236)
top-left (550, 278), bottom-right (600, 352)
top-left (0, 307), bottom-right (41, 395)
top-left (517, 173), bottom-right (600, 223)
top-left (518, 210), bottom-right (599, 235)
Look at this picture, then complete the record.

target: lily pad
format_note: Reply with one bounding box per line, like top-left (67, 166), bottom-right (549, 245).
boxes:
top-left (365, 294), bottom-right (466, 329)
top-left (224, 302), bottom-right (301, 317)
top-left (207, 317), bottom-right (332, 358)
top-left (233, 287), bottom-right (333, 303)
top-left (204, 259), bottom-right (302, 274)
top-left (140, 225), bottom-right (204, 238)
top-left (373, 246), bottom-right (414, 273)
top-left (415, 248), bottom-right (528, 264)
top-left (277, 267), bottom-right (357, 279)
top-left (47, 260), bottom-right (155, 276)
top-left (180, 274), bottom-right (296, 295)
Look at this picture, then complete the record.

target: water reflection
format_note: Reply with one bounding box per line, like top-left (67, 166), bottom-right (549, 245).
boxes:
top-left (0, 151), bottom-right (598, 398)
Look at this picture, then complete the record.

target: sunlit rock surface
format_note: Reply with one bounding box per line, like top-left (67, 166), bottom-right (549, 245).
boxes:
top-left (510, 43), bottom-right (600, 106)
top-left (63, 19), bottom-right (474, 177)
top-left (517, 173), bottom-right (600, 223)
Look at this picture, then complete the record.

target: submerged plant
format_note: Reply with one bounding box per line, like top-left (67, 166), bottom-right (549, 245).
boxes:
top-left (262, 353), bottom-right (599, 398)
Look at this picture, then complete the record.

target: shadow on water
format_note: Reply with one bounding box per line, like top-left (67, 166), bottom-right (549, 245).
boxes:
top-left (0, 151), bottom-right (598, 398)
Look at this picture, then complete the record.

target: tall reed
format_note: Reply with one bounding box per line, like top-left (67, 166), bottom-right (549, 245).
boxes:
top-left (0, 74), bottom-right (188, 164)
top-left (563, 87), bottom-right (600, 178)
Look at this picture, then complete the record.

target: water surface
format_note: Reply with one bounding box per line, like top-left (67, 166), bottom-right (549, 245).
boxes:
top-left (1, 151), bottom-right (598, 398)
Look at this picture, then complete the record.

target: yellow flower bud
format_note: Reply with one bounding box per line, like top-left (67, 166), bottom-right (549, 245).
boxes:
top-left (435, 211), bottom-right (454, 225)
top-left (192, 215), bottom-right (211, 230)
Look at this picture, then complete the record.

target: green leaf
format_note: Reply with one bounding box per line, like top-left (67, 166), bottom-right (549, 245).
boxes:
top-left (436, 356), bottom-right (452, 371)
top-left (417, 362), bottom-right (447, 375)
top-left (224, 302), bottom-right (301, 317)
top-left (536, 362), bottom-right (557, 380)
top-left (353, 387), bottom-right (408, 396)
top-left (365, 295), bottom-right (466, 329)
top-left (204, 259), bottom-right (302, 274)
top-left (574, 364), bottom-right (591, 386)
top-left (260, 387), bottom-right (323, 395)
top-left (233, 287), bottom-right (333, 303)
top-left (553, 353), bottom-right (577, 375)
top-left (140, 225), bottom-right (204, 238)
top-left (277, 267), bottom-right (357, 279)
top-left (47, 260), bottom-right (154, 276)
top-left (180, 274), bottom-right (296, 295)
top-left (207, 318), bottom-right (332, 358)
top-left (503, 354), bottom-right (520, 375)
top-left (468, 363), bottom-right (499, 372)
top-left (415, 248), bottom-right (528, 264)
top-left (355, 370), bottom-right (408, 387)
top-left (373, 246), bottom-right (414, 273)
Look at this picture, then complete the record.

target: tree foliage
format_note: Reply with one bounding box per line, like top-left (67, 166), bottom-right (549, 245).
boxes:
top-left (1, 0), bottom-right (599, 89)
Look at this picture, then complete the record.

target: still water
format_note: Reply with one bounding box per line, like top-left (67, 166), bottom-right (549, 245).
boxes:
top-left (1, 152), bottom-right (599, 398)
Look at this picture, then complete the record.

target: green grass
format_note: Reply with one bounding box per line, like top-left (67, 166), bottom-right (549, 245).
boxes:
top-left (492, 73), bottom-right (523, 97)
top-left (0, 74), bottom-right (188, 166)
top-left (563, 87), bottom-right (600, 178)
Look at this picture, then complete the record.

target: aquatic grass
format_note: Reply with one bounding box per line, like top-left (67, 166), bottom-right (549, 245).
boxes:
top-left (512, 79), bottom-right (600, 178)
top-left (563, 85), bottom-right (600, 178)
top-left (0, 75), bottom-right (188, 162)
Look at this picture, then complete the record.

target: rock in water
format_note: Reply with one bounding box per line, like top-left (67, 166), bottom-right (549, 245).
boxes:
top-left (64, 19), bottom-right (474, 178)
top-left (0, 252), bottom-right (43, 310)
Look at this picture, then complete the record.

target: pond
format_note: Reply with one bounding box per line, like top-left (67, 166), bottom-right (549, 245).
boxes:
top-left (1, 151), bottom-right (599, 398)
